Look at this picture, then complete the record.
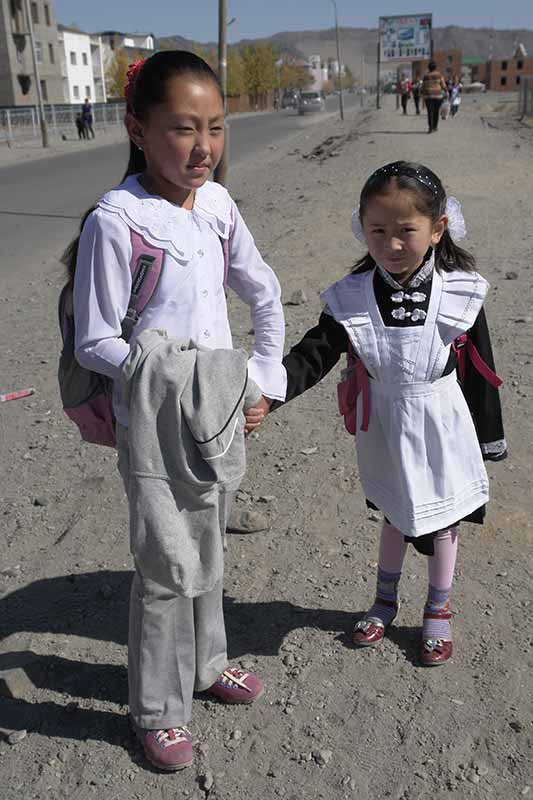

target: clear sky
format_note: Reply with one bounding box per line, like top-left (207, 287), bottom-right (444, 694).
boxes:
top-left (55, 0), bottom-right (533, 41)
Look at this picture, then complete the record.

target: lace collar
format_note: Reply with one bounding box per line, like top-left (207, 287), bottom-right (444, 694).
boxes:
top-left (376, 250), bottom-right (435, 291)
top-left (97, 175), bottom-right (233, 263)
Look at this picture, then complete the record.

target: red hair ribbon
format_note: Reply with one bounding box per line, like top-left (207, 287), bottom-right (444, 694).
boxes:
top-left (125, 59), bottom-right (146, 112)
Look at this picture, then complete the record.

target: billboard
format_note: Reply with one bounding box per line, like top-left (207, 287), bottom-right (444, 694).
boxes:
top-left (379, 14), bottom-right (432, 62)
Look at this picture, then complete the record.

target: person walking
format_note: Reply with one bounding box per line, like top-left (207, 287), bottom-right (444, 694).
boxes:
top-left (422, 61), bottom-right (447, 133)
top-left (450, 75), bottom-right (463, 117)
top-left (411, 74), bottom-right (422, 115)
top-left (81, 97), bottom-right (95, 139)
top-left (399, 74), bottom-right (412, 115)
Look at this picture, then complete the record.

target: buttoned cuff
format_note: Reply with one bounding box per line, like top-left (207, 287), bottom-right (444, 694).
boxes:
top-left (247, 354), bottom-right (287, 402)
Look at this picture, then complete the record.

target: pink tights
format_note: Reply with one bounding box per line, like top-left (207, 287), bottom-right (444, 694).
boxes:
top-left (378, 520), bottom-right (458, 590)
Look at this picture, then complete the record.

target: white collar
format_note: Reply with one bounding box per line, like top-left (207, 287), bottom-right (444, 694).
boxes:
top-left (97, 175), bottom-right (233, 263)
top-left (376, 251), bottom-right (435, 291)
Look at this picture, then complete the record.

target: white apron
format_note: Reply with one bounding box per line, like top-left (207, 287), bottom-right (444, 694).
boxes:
top-left (323, 267), bottom-right (490, 537)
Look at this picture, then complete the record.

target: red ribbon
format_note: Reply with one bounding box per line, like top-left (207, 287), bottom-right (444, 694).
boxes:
top-left (125, 59), bottom-right (146, 111)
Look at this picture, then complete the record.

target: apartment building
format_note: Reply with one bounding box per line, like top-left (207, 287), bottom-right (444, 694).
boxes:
top-left (57, 25), bottom-right (106, 103)
top-left (0, 0), bottom-right (63, 105)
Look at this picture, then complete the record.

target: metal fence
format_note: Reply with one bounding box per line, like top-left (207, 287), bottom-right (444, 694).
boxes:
top-left (519, 76), bottom-right (533, 118)
top-left (0, 102), bottom-right (127, 145)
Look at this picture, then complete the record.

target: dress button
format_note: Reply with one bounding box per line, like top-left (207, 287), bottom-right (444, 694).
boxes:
top-left (202, 289), bottom-right (208, 298)
top-left (197, 249), bottom-right (204, 257)
top-left (203, 329), bottom-right (211, 338)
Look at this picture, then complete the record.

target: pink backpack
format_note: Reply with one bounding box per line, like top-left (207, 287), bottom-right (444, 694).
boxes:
top-left (58, 227), bottom-right (230, 447)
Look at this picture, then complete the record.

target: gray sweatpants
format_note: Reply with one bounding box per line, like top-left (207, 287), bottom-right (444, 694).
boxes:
top-left (117, 425), bottom-right (232, 729)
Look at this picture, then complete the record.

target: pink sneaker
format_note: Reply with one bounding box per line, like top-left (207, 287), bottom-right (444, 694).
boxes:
top-left (136, 725), bottom-right (193, 771)
top-left (206, 666), bottom-right (264, 704)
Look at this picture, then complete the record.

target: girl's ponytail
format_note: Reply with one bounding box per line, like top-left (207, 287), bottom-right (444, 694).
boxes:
top-left (434, 229), bottom-right (476, 273)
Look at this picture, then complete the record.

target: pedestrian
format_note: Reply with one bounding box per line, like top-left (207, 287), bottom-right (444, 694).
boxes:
top-left (411, 74), bottom-right (422, 114)
top-left (81, 97), bottom-right (95, 138)
top-left (75, 112), bottom-right (87, 140)
top-left (259, 160), bottom-right (506, 667)
top-left (421, 60), bottom-right (448, 133)
top-left (399, 74), bottom-right (411, 115)
top-left (450, 75), bottom-right (463, 117)
top-left (64, 51), bottom-right (286, 771)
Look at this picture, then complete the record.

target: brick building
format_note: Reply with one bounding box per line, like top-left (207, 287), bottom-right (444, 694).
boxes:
top-left (485, 44), bottom-right (533, 91)
top-left (416, 49), bottom-right (463, 81)
top-left (0, 0), bottom-right (63, 105)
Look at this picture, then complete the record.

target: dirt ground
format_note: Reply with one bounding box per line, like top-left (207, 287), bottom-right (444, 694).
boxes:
top-left (1, 94), bottom-right (532, 800)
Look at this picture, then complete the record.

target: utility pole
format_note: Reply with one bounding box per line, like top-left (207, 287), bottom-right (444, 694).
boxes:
top-left (330, 0), bottom-right (344, 120)
top-left (23, 0), bottom-right (48, 148)
top-left (214, 0), bottom-right (229, 185)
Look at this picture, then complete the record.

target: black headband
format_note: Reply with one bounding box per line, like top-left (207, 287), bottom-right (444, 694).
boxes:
top-left (368, 162), bottom-right (441, 197)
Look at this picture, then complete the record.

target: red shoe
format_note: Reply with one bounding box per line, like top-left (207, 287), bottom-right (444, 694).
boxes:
top-left (135, 725), bottom-right (193, 771)
top-left (352, 599), bottom-right (399, 647)
top-left (420, 638), bottom-right (453, 666)
top-left (206, 666), bottom-right (264, 704)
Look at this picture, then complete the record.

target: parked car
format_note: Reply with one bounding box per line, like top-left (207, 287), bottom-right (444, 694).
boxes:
top-left (463, 82), bottom-right (486, 93)
top-left (281, 90), bottom-right (299, 109)
top-left (297, 91), bottom-right (326, 114)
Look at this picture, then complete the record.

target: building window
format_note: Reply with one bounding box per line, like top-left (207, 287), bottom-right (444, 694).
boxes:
top-left (73, 85), bottom-right (80, 99)
top-left (48, 42), bottom-right (54, 63)
top-left (30, 2), bottom-right (38, 24)
top-left (70, 51), bottom-right (77, 65)
top-left (40, 79), bottom-right (48, 101)
top-left (44, 3), bottom-right (50, 25)
top-left (82, 52), bottom-right (88, 66)
top-left (35, 40), bottom-right (43, 63)
top-left (516, 75), bottom-right (521, 85)
top-left (501, 61), bottom-right (507, 70)
top-left (517, 60), bottom-right (523, 70)
top-left (85, 85), bottom-right (91, 97)
top-left (501, 76), bottom-right (507, 86)
top-left (447, 55), bottom-right (453, 64)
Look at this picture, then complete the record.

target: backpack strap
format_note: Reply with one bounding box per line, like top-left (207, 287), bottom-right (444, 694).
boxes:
top-left (122, 229), bottom-right (165, 342)
top-left (452, 333), bottom-right (503, 388)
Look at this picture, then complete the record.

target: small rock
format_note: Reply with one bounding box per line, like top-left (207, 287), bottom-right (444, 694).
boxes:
top-left (313, 749), bottom-right (333, 766)
top-left (32, 496), bottom-right (48, 507)
top-left (230, 729), bottom-right (242, 741)
top-left (300, 447), bottom-right (318, 455)
top-left (522, 787), bottom-right (531, 796)
top-left (368, 511), bottom-right (380, 522)
top-left (240, 658), bottom-right (255, 671)
top-left (509, 720), bottom-right (523, 732)
top-left (467, 770), bottom-right (480, 784)
top-left (515, 317), bottom-right (533, 324)
top-left (258, 495), bottom-right (276, 503)
top-left (201, 770), bottom-right (214, 791)
top-left (283, 653), bottom-right (296, 668)
top-left (505, 271), bottom-right (519, 280)
top-left (1, 565), bottom-right (21, 577)
top-left (226, 509), bottom-right (268, 533)
top-left (288, 289), bottom-right (308, 306)
top-left (7, 729), bottom-right (27, 745)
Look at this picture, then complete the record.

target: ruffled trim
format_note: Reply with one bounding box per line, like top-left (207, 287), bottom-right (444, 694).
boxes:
top-left (97, 176), bottom-right (233, 264)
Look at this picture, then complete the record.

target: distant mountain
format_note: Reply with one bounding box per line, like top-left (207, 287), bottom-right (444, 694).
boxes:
top-left (158, 26), bottom-right (533, 79)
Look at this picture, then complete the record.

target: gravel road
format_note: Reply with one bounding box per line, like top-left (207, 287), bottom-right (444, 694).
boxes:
top-left (1, 93), bottom-right (532, 800)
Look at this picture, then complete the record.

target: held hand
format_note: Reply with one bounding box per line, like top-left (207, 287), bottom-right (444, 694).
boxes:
top-left (244, 395), bottom-right (272, 436)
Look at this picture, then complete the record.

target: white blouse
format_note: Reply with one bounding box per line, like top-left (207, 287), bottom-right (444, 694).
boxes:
top-left (73, 175), bottom-right (286, 426)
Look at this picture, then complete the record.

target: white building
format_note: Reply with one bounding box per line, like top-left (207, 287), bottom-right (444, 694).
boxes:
top-left (58, 25), bottom-right (106, 103)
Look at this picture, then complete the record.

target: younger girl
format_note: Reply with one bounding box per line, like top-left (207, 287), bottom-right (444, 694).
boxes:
top-left (269, 161), bottom-right (506, 667)
top-left (66, 51), bottom-right (286, 770)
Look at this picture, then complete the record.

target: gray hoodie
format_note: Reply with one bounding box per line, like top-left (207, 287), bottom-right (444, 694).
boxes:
top-left (121, 329), bottom-right (261, 597)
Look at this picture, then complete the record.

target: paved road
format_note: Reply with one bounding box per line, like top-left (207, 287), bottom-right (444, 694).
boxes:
top-left (0, 93), bottom-right (360, 291)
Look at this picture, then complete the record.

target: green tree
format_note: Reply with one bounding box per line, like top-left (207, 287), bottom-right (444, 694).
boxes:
top-left (343, 65), bottom-right (355, 90)
top-left (105, 48), bottom-right (131, 100)
top-left (241, 45), bottom-right (278, 105)
top-left (280, 63), bottom-right (313, 91)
